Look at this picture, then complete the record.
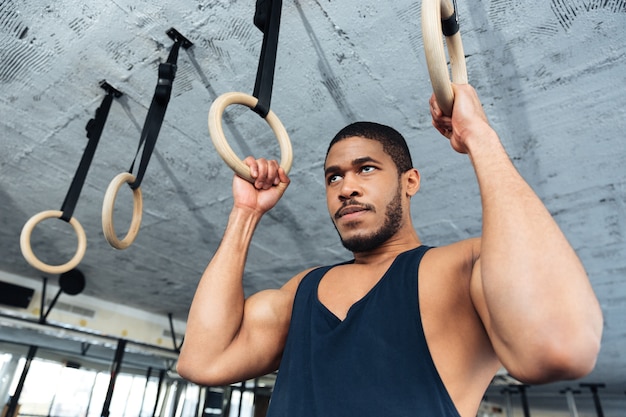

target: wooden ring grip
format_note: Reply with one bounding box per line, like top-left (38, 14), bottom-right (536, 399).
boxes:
top-left (421, 0), bottom-right (468, 116)
top-left (20, 210), bottom-right (87, 274)
top-left (208, 92), bottom-right (293, 183)
top-left (102, 172), bottom-right (143, 250)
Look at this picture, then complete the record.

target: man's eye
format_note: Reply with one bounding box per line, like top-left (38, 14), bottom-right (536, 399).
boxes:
top-left (361, 166), bottom-right (376, 173)
top-left (328, 175), bottom-right (341, 184)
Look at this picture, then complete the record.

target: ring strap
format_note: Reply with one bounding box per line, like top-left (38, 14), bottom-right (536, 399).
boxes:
top-left (251, 0), bottom-right (283, 118)
top-left (60, 81), bottom-right (122, 222)
top-left (128, 29), bottom-right (193, 190)
top-left (441, 10), bottom-right (459, 36)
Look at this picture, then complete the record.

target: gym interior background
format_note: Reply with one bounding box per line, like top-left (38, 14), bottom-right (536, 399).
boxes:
top-left (0, 0), bottom-right (624, 416)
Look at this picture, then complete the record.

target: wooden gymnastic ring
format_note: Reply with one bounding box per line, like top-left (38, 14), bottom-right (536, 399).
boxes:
top-left (102, 172), bottom-right (143, 250)
top-left (20, 210), bottom-right (87, 274)
top-left (208, 92), bottom-right (293, 183)
top-left (421, 0), bottom-right (468, 116)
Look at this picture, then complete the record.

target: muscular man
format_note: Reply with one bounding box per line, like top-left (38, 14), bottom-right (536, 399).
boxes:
top-left (178, 84), bottom-right (602, 417)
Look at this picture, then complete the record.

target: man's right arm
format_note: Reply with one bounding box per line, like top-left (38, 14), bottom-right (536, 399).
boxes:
top-left (177, 158), bottom-right (298, 386)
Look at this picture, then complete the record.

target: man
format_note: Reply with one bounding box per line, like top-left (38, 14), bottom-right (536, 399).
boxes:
top-left (178, 84), bottom-right (603, 417)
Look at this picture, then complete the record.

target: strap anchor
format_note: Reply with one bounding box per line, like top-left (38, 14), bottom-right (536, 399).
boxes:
top-left (166, 27), bottom-right (194, 49)
top-left (99, 80), bottom-right (123, 98)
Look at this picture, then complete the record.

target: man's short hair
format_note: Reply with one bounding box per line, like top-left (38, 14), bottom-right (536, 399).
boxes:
top-left (326, 121), bottom-right (414, 174)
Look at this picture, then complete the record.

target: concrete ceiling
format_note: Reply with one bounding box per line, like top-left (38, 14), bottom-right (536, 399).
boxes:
top-left (1, 0), bottom-right (625, 413)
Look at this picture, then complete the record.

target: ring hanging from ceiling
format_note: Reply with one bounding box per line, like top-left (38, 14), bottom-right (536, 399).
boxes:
top-left (208, 0), bottom-right (293, 182)
top-left (421, 0), bottom-right (468, 116)
top-left (20, 210), bottom-right (88, 275)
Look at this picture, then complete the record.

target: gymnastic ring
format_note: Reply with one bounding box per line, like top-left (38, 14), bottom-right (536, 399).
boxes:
top-left (102, 172), bottom-right (143, 250)
top-left (208, 92), bottom-right (293, 183)
top-left (20, 210), bottom-right (87, 275)
top-left (421, 0), bottom-right (468, 116)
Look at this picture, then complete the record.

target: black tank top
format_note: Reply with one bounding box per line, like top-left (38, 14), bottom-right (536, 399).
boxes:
top-left (266, 246), bottom-right (461, 417)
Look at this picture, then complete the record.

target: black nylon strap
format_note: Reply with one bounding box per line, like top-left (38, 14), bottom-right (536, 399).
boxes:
top-left (252, 0), bottom-right (282, 118)
top-left (441, 10), bottom-right (459, 36)
top-left (442, 0), bottom-right (460, 37)
top-left (128, 40), bottom-right (183, 190)
top-left (60, 81), bottom-right (121, 222)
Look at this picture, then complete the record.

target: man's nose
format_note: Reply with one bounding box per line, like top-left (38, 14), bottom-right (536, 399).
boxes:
top-left (338, 174), bottom-right (362, 200)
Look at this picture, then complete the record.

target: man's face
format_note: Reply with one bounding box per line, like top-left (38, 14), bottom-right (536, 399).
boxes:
top-left (324, 136), bottom-right (404, 252)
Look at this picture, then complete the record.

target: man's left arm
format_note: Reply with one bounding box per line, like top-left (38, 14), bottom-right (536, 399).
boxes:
top-left (431, 84), bottom-right (603, 384)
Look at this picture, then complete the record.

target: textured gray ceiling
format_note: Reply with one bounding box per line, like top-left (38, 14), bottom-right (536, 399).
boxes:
top-left (1, 0), bottom-right (625, 412)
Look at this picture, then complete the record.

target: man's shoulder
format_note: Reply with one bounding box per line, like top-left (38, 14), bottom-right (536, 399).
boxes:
top-left (280, 266), bottom-right (324, 294)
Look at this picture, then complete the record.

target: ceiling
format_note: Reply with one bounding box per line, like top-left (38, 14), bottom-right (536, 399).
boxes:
top-left (1, 0), bottom-right (625, 413)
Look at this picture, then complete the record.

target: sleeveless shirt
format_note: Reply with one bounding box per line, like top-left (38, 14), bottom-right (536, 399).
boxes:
top-left (266, 246), bottom-right (461, 417)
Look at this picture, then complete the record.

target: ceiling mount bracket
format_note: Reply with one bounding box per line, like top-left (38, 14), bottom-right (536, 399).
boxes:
top-left (99, 79), bottom-right (123, 98)
top-left (166, 27), bottom-right (194, 49)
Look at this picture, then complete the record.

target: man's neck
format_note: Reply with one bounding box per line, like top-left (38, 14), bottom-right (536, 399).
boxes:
top-left (352, 233), bottom-right (422, 265)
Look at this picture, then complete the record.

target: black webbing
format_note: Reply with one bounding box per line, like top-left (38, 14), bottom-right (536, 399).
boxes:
top-left (60, 81), bottom-right (122, 222)
top-left (128, 38), bottom-right (184, 190)
top-left (441, 0), bottom-right (460, 37)
top-left (251, 0), bottom-right (283, 118)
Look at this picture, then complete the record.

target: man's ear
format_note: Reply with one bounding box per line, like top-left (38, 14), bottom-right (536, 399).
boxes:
top-left (404, 168), bottom-right (421, 197)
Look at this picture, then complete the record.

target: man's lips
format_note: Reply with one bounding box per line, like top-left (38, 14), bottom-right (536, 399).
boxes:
top-left (334, 202), bottom-right (373, 220)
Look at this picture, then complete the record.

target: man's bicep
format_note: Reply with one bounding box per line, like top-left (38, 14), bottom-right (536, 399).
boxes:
top-left (203, 286), bottom-right (296, 385)
top-left (469, 252), bottom-right (529, 380)
top-left (219, 269), bottom-right (312, 383)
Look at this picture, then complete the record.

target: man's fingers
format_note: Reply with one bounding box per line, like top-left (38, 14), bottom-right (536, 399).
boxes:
top-left (243, 156), bottom-right (259, 179)
top-left (430, 93), bottom-right (453, 137)
top-left (262, 159), bottom-right (279, 189)
top-left (429, 94), bottom-right (442, 118)
top-left (243, 157), bottom-right (285, 190)
top-left (253, 158), bottom-right (268, 189)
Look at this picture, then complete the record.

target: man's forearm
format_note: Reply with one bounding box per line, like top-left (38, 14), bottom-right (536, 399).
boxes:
top-left (178, 207), bottom-right (262, 375)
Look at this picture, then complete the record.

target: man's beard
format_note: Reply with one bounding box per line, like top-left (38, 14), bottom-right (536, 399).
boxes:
top-left (336, 185), bottom-right (403, 253)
